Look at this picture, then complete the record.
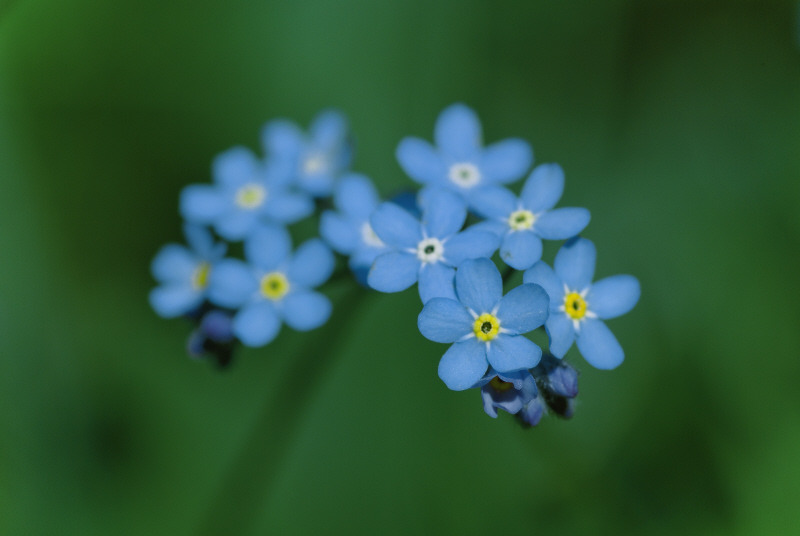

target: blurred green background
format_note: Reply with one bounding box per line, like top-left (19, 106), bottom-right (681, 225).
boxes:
top-left (1, 0), bottom-right (799, 534)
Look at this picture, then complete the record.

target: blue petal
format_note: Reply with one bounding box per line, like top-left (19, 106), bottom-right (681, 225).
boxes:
top-left (368, 251), bottom-right (420, 292)
top-left (233, 302), bottom-right (281, 347)
top-left (335, 173), bottom-right (381, 219)
top-left (554, 237), bottom-right (596, 291)
top-left (369, 202), bottom-right (422, 249)
top-left (244, 224), bottom-right (292, 271)
top-left (418, 297), bottom-right (474, 343)
top-left (418, 262), bottom-right (457, 304)
top-left (467, 219), bottom-right (507, 238)
top-left (576, 318), bottom-right (624, 370)
top-left (442, 231), bottom-right (500, 267)
top-left (319, 211), bottom-right (359, 254)
top-left (298, 172), bottom-right (336, 198)
top-left (212, 146), bottom-right (260, 186)
top-left (520, 163), bottom-right (565, 213)
top-left (500, 231), bottom-right (543, 270)
top-left (183, 224), bottom-right (215, 259)
top-left (487, 334), bottom-right (542, 373)
top-left (261, 119), bottom-right (304, 156)
top-left (349, 243), bottom-right (389, 270)
top-left (435, 103), bottom-right (482, 160)
top-left (215, 210), bottom-right (258, 241)
top-left (454, 257), bottom-right (502, 313)
top-left (481, 390), bottom-right (500, 418)
top-left (587, 275), bottom-right (640, 319)
top-left (437, 338), bottom-right (489, 391)
top-left (479, 139), bottom-right (533, 184)
top-left (519, 372), bottom-right (539, 402)
top-left (180, 185), bottom-right (227, 223)
top-left (422, 189), bottom-right (467, 238)
top-left (535, 208), bottom-right (591, 240)
top-left (495, 283), bottom-right (549, 335)
top-left (545, 312), bottom-right (576, 358)
top-left (263, 191), bottom-right (314, 224)
top-left (468, 185), bottom-right (517, 219)
top-left (207, 259), bottom-right (258, 309)
top-left (396, 138), bottom-right (447, 185)
top-left (310, 109), bottom-right (348, 150)
top-left (149, 285), bottom-right (202, 318)
top-left (287, 238), bottom-right (335, 288)
top-left (151, 244), bottom-right (197, 283)
top-left (520, 397), bottom-right (545, 426)
top-left (523, 261), bottom-right (563, 308)
top-left (281, 290), bottom-right (332, 331)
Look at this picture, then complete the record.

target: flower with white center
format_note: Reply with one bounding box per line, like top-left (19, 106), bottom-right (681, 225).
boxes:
top-left (366, 189), bottom-right (501, 304)
top-left (523, 237), bottom-right (641, 370)
top-left (149, 224), bottom-right (226, 318)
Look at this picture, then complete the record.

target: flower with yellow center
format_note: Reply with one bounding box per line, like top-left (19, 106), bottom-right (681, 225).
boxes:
top-left (508, 209), bottom-right (536, 231)
top-left (260, 272), bottom-right (290, 301)
top-left (473, 312), bottom-right (501, 342)
top-left (235, 183), bottom-right (267, 210)
top-left (191, 262), bottom-right (211, 290)
top-left (489, 376), bottom-right (514, 393)
top-left (559, 287), bottom-right (596, 331)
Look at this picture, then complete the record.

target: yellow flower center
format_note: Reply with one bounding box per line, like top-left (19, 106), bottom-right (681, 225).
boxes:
top-left (489, 376), bottom-right (514, 393)
top-left (508, 209), bottom-right (535, 231)
top-left (473, 313), bottom-right (500, 342)
top-left (564, 292), bottom-right (587, 320)
top-left (191, 262), bottom-right (211, 290)
top-left (260, 272), bottom-right (290, 301)
top-left (235, 184), bottom-right (267, 209)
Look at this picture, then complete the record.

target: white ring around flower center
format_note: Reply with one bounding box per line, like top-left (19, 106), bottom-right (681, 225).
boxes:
top-left (448, 162), bottom-right (481, 188)
top-left (416, 237), bottom-right (444, 263)
top-left (360, 222), bottom-right (385, 248)
top-left (508, 209), bottom-right (536, 231)
top-left (235, 183), bottom-right (267, 209)
top-left (303, 152), bottom-right (328, 175)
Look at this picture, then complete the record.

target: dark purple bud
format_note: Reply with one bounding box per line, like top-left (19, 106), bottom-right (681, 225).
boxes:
top-left (200, 310), bottom-right (234, 343)
top-left (546, 361), bottom-right (579, 398)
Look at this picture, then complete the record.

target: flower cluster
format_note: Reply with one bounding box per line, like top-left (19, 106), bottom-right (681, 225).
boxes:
top-left (149, 103), bottom-right (640, 427)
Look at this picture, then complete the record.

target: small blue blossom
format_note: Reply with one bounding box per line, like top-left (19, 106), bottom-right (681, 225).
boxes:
top-left (149, 224), bottom-right (226, 318)
top-left (180, 147), bottom-right (314, 241)
top-left (523, 237), bottom-right (641, 370)
top-left (518, 397), bottom-right (546, 427)
top-left (367, 189), bottom-right (500, 303)
top-left (472, 368), bottom-right (539, 418)
top-left (417, 258), bottom-right (550, 390)
top-left (396, 103), bottom-right (532, 209)
top-left (319, 173), bottom-right (391, 279)
top-left (470, 163), bottom-right (591, 270)
top-left (207, 225), bottom-right (335, 347)
top-left (187, 310), bottom-right (235, 358)
top-left (261, 109), bottom-right (352, 198)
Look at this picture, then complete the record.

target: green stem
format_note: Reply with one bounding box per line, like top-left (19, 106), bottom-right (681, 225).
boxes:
top-left (195, 285), bottom-right (371, 536)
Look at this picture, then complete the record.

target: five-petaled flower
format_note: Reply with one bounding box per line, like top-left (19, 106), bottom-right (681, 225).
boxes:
top-left (180, 146), bottom-right (314, 241)
top-left (261, 109), bottom-right (352, 198)
top-left (367, 189), bottom-right (500, 303)
top-left (319, 173), bottom-right (390, 278)
top-left (523, 237), bottom-right (640, 369)
top-left (149, 224), bottom-right (226, 318)
top-left (470, 163), bottom-right (591, 270)
top-left (417, 258), bottom-right (550, 390)
top-left (472, 368), bottom-right (539, 418)
top-left (396, 103), bottom-right (532, 209)
top-left (207, 225), bottom-right (335, 347)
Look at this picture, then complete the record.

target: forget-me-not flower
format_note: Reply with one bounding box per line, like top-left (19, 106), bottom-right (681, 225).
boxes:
top-left (367, 189), bottom-right (500, 303)
top-left (207, 225), bottom-right (335, 347)
top-left (180, 147), bottom-right (314, 241)
top-left (473, 368), bottom-right (539, 418)
top-left (417, 258), bottom-right (550, 390)
top-left (396, 103), bottom-right (532, 208)
top-left (149, 224), bottom-right (226, 318)
top-left (261, 109), bottom-right (352, 198)
top-left (523, 237), bottom-right (640, 370)
top-left (470, 163), bottom-right (590, 270)
top-left (319, 173), bottom-right (390, 276)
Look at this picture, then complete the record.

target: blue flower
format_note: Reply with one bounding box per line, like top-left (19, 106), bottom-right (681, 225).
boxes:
top-left (319, 173), bottom-right (391, 276)
top-left (180, 147), bottom-right (314, 241)
top-left (367, 189), bottom-right (501, 303)
top-left (149, 224), bottom-right (226, 318)
top-left (470, 163), bottom-right (591, 270)
top-left (396, 103), bottom-right (532, 208)
top-left (207, 225), bottom-right (335, 347)
top-left (261, 109), bottom-right (352, 198)
top-left (473, 368), bottom-right (539, 418)
top-left (417, 258), bottom-right (550, 390)
top-left (523, 237), bottom-right (641, 370)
